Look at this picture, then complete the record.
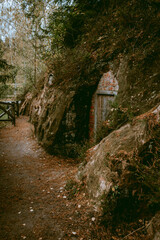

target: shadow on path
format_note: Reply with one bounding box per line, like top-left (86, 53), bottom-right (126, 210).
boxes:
top-left (0, 117), bottom-right (103, 240)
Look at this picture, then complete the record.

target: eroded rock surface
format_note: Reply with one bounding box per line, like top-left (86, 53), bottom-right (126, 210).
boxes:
top-left (147, 212), bottom-right (160, 240)
top-left (78, 104), bottom-right (160, 203)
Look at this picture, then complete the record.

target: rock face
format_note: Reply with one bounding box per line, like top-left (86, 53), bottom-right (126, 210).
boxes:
top-left (23, 55), bottom-right (160, 155)
top-left (23, 0), bottom-right (160, 156)
top-left (147, 212), bottom-right (160, 240)
top-left (27, 77), bottom-right (94, 155)
top-left (30, 84), bottom-right (75, 150)
top-left (78, 105), bottom-right (160, 203)
top-left (20, 92), bottom-right (33, 116)
top-left (23, 52), bottom-right (160, 155)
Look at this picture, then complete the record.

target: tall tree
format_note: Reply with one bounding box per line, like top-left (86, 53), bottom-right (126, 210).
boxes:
top-left (0, 0), bottom-right (48, 95)
top-left (0, 39), bottom-right (16, 84)
top-left (21, 0), bottom-right (53, 83)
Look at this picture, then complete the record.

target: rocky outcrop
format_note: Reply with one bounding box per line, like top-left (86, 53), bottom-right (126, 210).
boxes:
top-left (19, 1), bottom-right (160, 236)
top-left (26, 76), bottom-right (94, 155)
top-left (29, 83), bottom-right (75, 150)
top-left (20, 92), bottom-right (33, 116)
top-left (23, 0), bottom-right (160, 155)
top-left (78, 104), bottom-right (160, 203)
top-left (147, 212), bottom-right (160, 240)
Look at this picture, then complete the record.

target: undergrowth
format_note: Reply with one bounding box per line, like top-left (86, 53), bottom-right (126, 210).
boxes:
top-left (65, 179), bottom-right (81, 199)
top-left (101, 125), bottom-right (160, 228)
top-left (71, 140), bottom-right (95, 160)
top-left (96, 101), bottom-right (136, 143)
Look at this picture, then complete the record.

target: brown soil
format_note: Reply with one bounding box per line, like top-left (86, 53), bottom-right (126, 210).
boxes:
top-left (0, 117), bottom-right (107, 240)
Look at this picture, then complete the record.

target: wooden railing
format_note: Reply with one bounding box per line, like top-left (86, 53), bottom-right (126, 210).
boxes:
top-left (0, 101), bottom-right (20, 126)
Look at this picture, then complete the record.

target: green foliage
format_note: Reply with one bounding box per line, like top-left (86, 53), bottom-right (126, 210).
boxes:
top-left (17, 67), bottom-right (45, 101)
top-left (0, 40), bottom-right (18, 98)
top-left (96, 102), bottom-right (135, 143)
top-left (65, 179), bottom-right (80, 199)
top-left (48, 0), bottom-right (107, 49)
top-left (70, 140), bottom-right (95, 160)
top-left (0, 58), bottom-right (8, 70)
top-left (0, 84), bottom-right (15, 98)
top-left (110, 105), bottom-right (135, 127)
top-left (48, 5), bottom-right (85, 49)
top-left (0, 40), bottom-right (16, 85)
top-left (22, 0), bottom-right (44, 22)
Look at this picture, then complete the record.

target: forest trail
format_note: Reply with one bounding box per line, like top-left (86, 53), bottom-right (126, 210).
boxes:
top-left (0, 117), bottom-right (106, 240)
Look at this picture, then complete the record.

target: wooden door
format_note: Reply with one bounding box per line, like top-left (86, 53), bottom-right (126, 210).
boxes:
top-left (95, 94), bottom-right (115, 130)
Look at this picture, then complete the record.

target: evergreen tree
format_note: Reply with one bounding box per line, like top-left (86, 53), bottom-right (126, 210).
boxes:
top-left (0, 39), bottom-right (15, 84)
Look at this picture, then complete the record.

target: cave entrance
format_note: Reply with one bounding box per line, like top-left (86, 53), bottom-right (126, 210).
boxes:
top-left (89, 71), bottom-right (119, 139)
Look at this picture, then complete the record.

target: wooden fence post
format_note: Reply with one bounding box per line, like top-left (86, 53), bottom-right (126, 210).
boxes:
top-left (16, 101), bottom-right (19, 117)
top-left (12, 102), bottom-right (15, 126)
top-left (0, 101), bottom-right (18, 126)
top-left (7, 104), bottom-right (10, 120)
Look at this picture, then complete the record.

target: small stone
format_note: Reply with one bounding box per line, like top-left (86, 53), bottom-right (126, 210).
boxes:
top-left (78, 205), bottom-right (81, 208)
top-left (21, 236), bottom-right (26, 239)
top-left (91, 217), bottom-right (96, 221)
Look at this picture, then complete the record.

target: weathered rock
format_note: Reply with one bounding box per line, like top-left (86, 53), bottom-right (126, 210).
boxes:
top-left (154, 233), bottom-right (160, 240)
top-left (78, 104), bottom-right (160, 204)
top-left (29, 84), bottom-right (75, 150)
top-left (26, 74), bottom-right (94, 155)
top-left (20, 92), bottom-right (33, 116)
top-left (147, 212), bottom-right (160, 240)
top-left (24, 0), bottom-right (160, 155)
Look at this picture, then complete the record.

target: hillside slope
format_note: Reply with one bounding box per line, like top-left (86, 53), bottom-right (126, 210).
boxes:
top-left (22, 0), bottom-right (160, 155)
top-left (20, 0), bottom-right (160, 238)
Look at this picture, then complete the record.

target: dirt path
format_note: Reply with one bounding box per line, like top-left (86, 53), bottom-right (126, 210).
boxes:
top-left (0, 117), bottom-right (107, 240)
